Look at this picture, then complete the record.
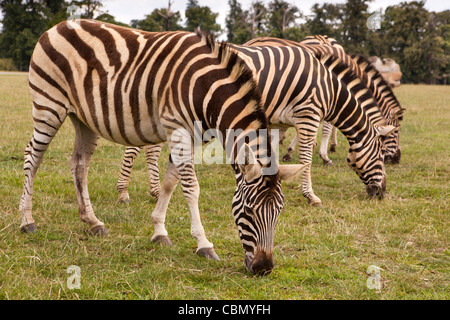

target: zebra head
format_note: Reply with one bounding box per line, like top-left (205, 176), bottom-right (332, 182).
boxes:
top-left (347, 124), bottom-right (397, 199)
top-left (383, 107), bottom-right (405, 164)
top-left (232, 144), bottom-right (306, 275)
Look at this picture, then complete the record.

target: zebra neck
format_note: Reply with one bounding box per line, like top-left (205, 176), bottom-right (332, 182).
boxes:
top-left (223, 126), bottom-right (274, 173)
top-left (325, 84), bottom-right (377, 146)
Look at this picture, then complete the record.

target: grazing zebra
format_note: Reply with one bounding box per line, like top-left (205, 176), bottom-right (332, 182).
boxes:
top-left (115, 40), bottom-right (396, 206)
top-left (249, 36), bottom-right (405, 165)
top-left (20, 19), bottom-right (305, 275)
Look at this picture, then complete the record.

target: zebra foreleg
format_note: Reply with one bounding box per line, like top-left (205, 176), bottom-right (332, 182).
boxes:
top-left (68, 115), bottom-right (107, 236)
top-left (176, 160), bottom-right (219, 260)
top-left (167, 133), bottom-right (219, 260)
top-left (150, 159), bottom-right (179, 246)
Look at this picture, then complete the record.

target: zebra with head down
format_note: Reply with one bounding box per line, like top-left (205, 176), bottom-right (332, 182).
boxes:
top-left (20, 20), bottom-right (305, 275)
top-left (252, 36), bottom-right (405, 165)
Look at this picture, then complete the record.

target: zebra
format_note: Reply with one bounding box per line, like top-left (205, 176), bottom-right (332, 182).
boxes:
top-left (115, 40), bottom-right (396, 206)
top-left (20, 19), bottom-right (305, 275)
top-left (248, 36), bottom-right (405, 165)
top-left (116, 144), bottom-right (163, 202)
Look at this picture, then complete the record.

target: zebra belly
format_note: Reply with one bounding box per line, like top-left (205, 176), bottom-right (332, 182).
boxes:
top-left (72, 97), bottom-right (167, 147)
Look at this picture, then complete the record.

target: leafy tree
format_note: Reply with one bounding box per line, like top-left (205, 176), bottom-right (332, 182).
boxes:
top-left (307, 3), bottom-right (344, 41)
top-left (131, 8), bottom-right (182, 32)
top-left (71, 0), bottom-right (103, 19)
top-left (0, 0), bottom-right (49, 70)
top-left (96, 13), bottom-right (129, 27)
top-left (267, 0), bottom-right (301, 39)
top-left (381, 1), bottom-right (440, 83)
top-left (248, 1), bottom-right (266, 39)
top-left (341, 0), bottom-right (371, 55)
top-left (226, 1), bottom-right (267, 44)
top-left (185, 0), bottom-right (221, 35)
top-left (226, 0), bottom-right (246, 43)
top-left (155, 0), bottom-right (180, 31)
top-left (434, 10), bottom-right (450, 84)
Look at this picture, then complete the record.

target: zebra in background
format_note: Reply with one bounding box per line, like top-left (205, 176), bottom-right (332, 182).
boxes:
top-left (248, 36), bottom-right (405, 165)
top-left (21, 19), bottom-right (306, 275)
top-left (115, 41), bottom-right (396, 206)
top-left (116, 144), bottom-right (163, 202)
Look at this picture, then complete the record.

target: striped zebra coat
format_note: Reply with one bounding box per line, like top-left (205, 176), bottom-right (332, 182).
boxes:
top-left (20, 20), bottom-right (305, 275)
top-left (248, 36), bottom-right (405, 165)
top-left (116, 39), bottom-right (396, 206)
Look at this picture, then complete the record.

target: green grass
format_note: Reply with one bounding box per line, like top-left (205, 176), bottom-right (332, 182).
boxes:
top-left (0, 75), bottom-right (448, 299)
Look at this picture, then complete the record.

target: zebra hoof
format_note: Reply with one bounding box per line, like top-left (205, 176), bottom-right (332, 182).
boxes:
top-left (323, 160), bottom-right (333, 166)
top-left (308, 200), bottom-right (322, 207)
top-left (149, 187), bottom-right (161, 199)
top-left (281, 154), bottom-right (292, 162)
top-left (152, 235), bottom-right (173, 246)
top-left (329, 146), bottom-right (337, 153)
top-left (196, 247), bottom-right (220, 260)
top-left (149, 192), bottom-right (160, 199)
top-left (117, 192), bottom-right (130, 204)
top-left (20, 223), bottom-right (37, 233)
top-left (89, 225), bottom-right (109, 236)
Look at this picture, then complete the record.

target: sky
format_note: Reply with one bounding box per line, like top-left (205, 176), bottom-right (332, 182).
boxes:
top-left (102, 0), bottom-right (450, 38)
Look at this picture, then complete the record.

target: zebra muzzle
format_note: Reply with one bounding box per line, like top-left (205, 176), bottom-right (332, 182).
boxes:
top-left (245, 250), bottom-right (274, 276)
top-left (366, 174), bottom-right (386, 199)
top-left (384, 149), bottom-right (401, 164)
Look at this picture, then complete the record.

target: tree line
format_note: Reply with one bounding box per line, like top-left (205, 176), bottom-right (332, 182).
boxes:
top-left (0, 0), bottom-right (448, 84)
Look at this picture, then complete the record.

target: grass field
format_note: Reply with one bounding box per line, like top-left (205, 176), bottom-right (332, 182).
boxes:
top-left (0, 74), bottom-right (448, 300)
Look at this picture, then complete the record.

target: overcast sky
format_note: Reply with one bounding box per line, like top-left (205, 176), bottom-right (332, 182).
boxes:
top-left (102, 0), bottom-right (450, 37)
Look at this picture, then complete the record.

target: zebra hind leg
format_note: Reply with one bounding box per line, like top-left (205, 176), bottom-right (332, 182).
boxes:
top-left (19, 109), bottom-right (65, 233)
top-left (68, 114), bottom-right (107, 236)
top-left (296, 116), bottom-right (322, 206)
top-left (319, 122), bottom-right (333, 166)
top-left (329, 126), bottom-right (338, 153)
top-left (116, 146), bottom-right (143, 203)
top-left (281, 135), bottom-right (297, 162)
top-left (144, 143), bottom-right (163, 199)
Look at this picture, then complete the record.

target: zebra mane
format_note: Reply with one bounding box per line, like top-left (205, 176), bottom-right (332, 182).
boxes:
top-left (195, 29), bottom-right (267, 128)
top-left (319, 53), bottom-right (387, 126)
top-left (350, 53), bottom-right (404, 116)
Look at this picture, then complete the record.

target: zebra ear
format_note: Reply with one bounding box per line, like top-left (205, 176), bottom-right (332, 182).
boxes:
top-left (278, 164), bottom-right (308, 181)
top-left (375, 125), bottom-right (397, 137)
top-left (236, 144), bottom-right (262, 181)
